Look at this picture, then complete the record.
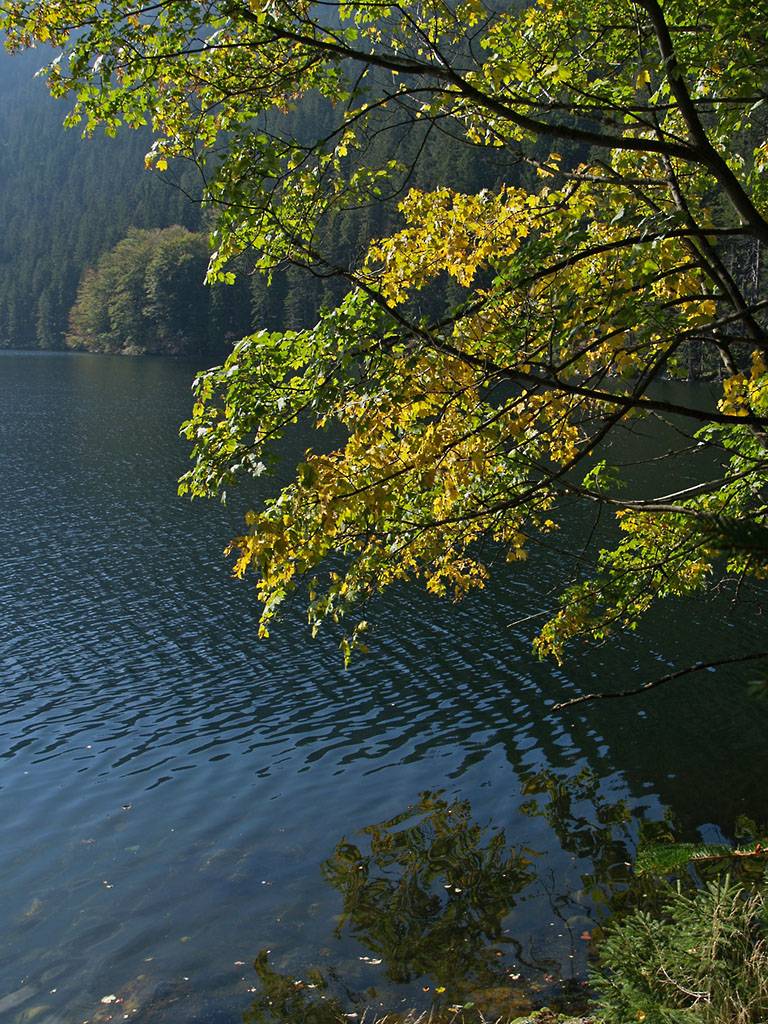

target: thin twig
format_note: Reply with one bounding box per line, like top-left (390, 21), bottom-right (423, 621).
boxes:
top-left (553, 650), bottom-right (768, 709)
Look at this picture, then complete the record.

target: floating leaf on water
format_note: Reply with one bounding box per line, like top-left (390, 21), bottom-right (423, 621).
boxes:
top-left (24, 897), bottom-right (44, 918)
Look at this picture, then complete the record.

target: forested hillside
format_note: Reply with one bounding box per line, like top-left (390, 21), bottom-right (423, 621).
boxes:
top-left (0, 49), bottom-right (529, 353)
top-left (3, 33), bottom-right (759, 373)
top-left (0, 47), bottom-right (201, 349)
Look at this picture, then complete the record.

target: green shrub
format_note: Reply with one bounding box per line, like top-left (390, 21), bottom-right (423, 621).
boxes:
top-left (592, 879), bottom-right (768, 1024)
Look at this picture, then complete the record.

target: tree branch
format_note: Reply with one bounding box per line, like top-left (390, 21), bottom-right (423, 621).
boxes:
top-left (227, 0), bottom-right (704, 163)
top-left (638, 0), bottom-right (768, 244)
top-left (553, 650), bottom-right (768, 709)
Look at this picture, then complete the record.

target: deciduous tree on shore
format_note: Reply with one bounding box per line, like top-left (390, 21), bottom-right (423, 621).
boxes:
top-left (4, 0), bottom-right (768, 695)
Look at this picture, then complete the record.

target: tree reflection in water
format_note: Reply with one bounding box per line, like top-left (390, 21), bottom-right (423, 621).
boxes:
top-left (244, 951), bottom-right (349, 1024)
top-left (245, 775), bottom-right (678, 1024)
top-left (323, 790), bottom-right (544, 992)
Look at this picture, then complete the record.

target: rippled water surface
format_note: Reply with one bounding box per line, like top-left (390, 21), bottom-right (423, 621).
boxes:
top-left (1, 352), bottom-right (767, 1024)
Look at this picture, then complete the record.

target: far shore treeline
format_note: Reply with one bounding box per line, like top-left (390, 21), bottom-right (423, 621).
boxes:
top-left (1, 47), bottom-right (513, 358)
top-left (0, 47), bottom-right (468, 356)
top-left (1, 43), bottom-right (742, 378)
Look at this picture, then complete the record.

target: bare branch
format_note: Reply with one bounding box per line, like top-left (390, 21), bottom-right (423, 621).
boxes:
top-left (553, 650), bottom-right (768, 709)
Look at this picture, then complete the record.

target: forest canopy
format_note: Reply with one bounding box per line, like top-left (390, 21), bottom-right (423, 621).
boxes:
top-left (3, 0), bottom-right (768, 692)
top-left (66, 226), bottom-right (252, 357)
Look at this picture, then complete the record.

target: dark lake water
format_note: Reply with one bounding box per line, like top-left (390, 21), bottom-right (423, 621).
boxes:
top-left (1, 351), bottom-right (767, 1024)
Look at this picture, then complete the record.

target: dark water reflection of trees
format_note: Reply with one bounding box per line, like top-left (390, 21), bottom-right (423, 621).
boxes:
top-left (244, 774), bottom-right (683, 1024)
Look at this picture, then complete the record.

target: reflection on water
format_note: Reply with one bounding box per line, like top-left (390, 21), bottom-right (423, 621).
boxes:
top-left (245, 776), bottom-right (681, 1024)
top-left (1, 354), bottom-right (767, 1023)
top-left (324, 792), bottom-right (542, 991)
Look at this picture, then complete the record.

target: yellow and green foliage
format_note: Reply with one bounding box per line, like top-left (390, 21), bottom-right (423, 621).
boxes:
top-left (5, 0), bottom-right (767, 669)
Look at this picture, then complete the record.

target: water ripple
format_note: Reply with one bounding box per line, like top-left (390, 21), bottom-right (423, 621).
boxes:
top-left (2, 354), bottom-right (767, 1023)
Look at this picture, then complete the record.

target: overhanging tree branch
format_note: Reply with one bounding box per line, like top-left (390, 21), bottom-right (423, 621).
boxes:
top-left (553, 650), bottom-right (768, 709)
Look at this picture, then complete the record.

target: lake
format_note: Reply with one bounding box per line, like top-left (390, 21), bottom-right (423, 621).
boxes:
top-left (1, 351), bottom-right (767, 1024)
